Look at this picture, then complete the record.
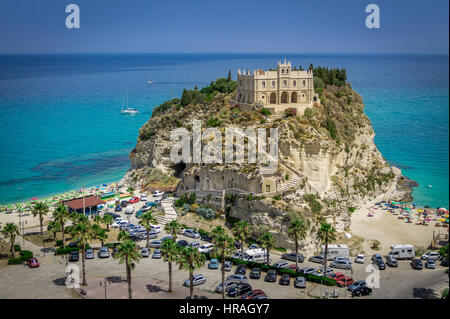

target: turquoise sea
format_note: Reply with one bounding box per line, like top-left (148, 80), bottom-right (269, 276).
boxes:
top-left (0, 54), bottom-right (448, 208)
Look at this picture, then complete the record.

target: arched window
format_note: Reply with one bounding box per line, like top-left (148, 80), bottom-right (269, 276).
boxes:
top-left (302, 80), bottom-right (306, 87)
top-left (283, 80), bottom-right (287, 87)
top-left (293, 80), bottom-right (296, 87)
top-left (281, 69), bottom-right (285, 74)
top-left (271, 81), bottom-right (275, 87)
top-left (261, 81), bottom-right (265, 88)
top-left (281, 92), bottom-right (288, 103)
top-left (291, 92), bottom-right (298, 103)
top-left (270, 93), bottom-right (276, 104)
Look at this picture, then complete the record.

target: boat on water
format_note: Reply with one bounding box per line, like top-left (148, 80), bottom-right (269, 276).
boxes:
top-left (147, 80), bottom-right (155, 84)
top-left (120, 90), bottom-right (138, 114)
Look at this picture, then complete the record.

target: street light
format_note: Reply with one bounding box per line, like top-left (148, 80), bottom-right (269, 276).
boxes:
top-left (99, 279), bottom-right (111, 299)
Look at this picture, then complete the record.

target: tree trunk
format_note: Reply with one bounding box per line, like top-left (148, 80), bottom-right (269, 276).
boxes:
top-left (323, 239), bottom-right (328, 279)
top-left (241, 241), bottom-right (244, 261)
top-left (53, 232), bottom-right (57, 242)
top-left (127, 263), bottom-right (132, 299)
top-left (61, 222), bottom-right (65, 248)
top-left (295, 239), bottom-right (299, 271)
top-left (168, 261), bottom-right (173, 292)
top-left (106, 224), bottom-right (110, 232)
top-left (39, 215), bottom-right (43, 235)
top-left (189, 269), bottom-right (194, 299)
top-left (10, 238), bottom-right (15, 258)
top-left (146, 229), bottom-right (150, 248)
top-left (266, 248), bottom-right (270, 264)
top-left (221, 252), bottom-right (225, 299)
top-left (81, 242), bottom-right (87, 286)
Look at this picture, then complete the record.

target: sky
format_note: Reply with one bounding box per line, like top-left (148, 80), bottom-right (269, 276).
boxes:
top-left (0, 0), bottom-right (448, 54)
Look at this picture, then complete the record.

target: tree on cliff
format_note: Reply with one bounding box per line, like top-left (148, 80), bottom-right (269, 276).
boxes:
top-left (287, 219), bottom-right (307, 271)
top-left (259, 232), bottom-right (276, 265)
top-left (317, 222), bottom-right (337, 280)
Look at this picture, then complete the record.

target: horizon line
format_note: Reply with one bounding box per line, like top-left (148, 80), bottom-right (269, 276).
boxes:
top-left (0, 52), bottom-right (448, 56)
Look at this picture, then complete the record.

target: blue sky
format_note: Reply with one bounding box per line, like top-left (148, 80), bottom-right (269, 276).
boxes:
top-left (0, 0), bottom-right (448, 54)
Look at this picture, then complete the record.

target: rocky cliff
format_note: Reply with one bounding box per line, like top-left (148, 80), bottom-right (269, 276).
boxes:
top-left (120, 79), bottom-right (413, 253)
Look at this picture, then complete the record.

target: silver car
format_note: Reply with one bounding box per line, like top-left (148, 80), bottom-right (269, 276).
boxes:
top-left (308, 255), bottom-right (325, 264)
top-left (183, 229), bottom-right (201, 239)
top-left (330, 259), bottom-right (352, 270)
top-left (85, 248), bottom-right (94, 259)
top-left (215, 281), bottom-right (237, 293)
top-left (150, 240), bottom-right (162, 248)
top-left (188, 241), bottom-right (200, 248)
top-left (183, 274), bottom-right (206, 286)
top-left (152, 249), bottom-right (162, 259)
top-left (425, 258), bottom-right (436, 269)
top-left (141, 247), bottom-right (150, 258)
top-left (225, 274), bottom-right (248, 284)
top-left (98, 246), bottom-right (110, 258)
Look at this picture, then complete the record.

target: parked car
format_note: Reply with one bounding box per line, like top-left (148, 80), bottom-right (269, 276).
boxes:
top-left (208, 258), bottom-right (219, 269)
top-left (120, 200), bottom-right (129, 207)
top-left (69, 239), bottom-right (81, 248)
top-left (161, 236), bottom-right (173, 242)
top-left (249, 244), bottom-right (259, 249)
top-left (200, 233), bottom-right (213, 243)
top-left (227, 282), bottom-right (252, 298)
top-left (198, 243), bottom-right (214, 254)
top-left (152, 249), bottom-right (162, 259)
top-left (183, 274), bottom-right (206, 286)
top-left (111, 247), bottom-right (119, 257)
top-left (183, 229), bottom-right (201, 239)
top-left (26, 258), bottom-right (40, 268)
top-left (225, 274), bottom-right (248, 284)
top-left (241, 289), bottom-right (266, 299)
top-left (177, 240), bottom-right (189, 247)
top-left (69, 250), bottom-right (79, 262)
top-left (294, 276), bottom-right (306, 288)
top-left (330, 259), bottom-right (352, 270)
top-left (215, 281), bottom-right (237, 293)
top-left (140, 193), bottom-right (148, 201)
top-left (308, 255), bottom-right (325, 264)
top-left (152, 190), bottom-right (164, 197)
top-left (386, 255), bottom-right (398, 267)
top-left (125, 206), bottom-right (135, 214)
top-left (281, 253), bottom-right (305, 263)
top-left (425, 258), bottom-right (436, 269)
top-left (299, 267), bottom-right (316, 275)
top-left (145, 201), bottom-right (156, 207)
top-left (313, 268), bottom-right (334, 277)
top-left (279, 273), bottom-right (291, 285)
top-left (371, 254), bottom-right (386, 270)
top-left (98, 246), bottom-right (110, 258)
top-left (249, 267), bottom-right (262, 279)
top-left (411, 258), bottom-right (423, 270)
top-left (272, 261), bottom-right (289, 269)
top-left (252, 295), bottom-right (270, 299)
top-left (188, 241), bottom-right (200, 249)
top-left (114, 205), bottom-right (122, 212)
top-left (85, 248), bottom-right (94, 259)
top-left (234, 241), bottom-right (242, 250)
top-left (352, 286), bottom-right (372, 297)
top-left (222, 261), bottom-right (232, 272)
top-left (141, 247), bottom-right (150, 258)
top-left (421, 251), bottom-right (440, 261)
top-left (235, 264), bottom-right (247, 275)
top-left (289, 264), bottom-right (300, 272)
top-left (348, 280), bottom-right (367, 292)
top-left (264, 269), bottom-right (277, 282)
top-left (354, 254), bottom-right (365, 264)
top-left (329, 273), bottom-right (354, 287)
top-left (150, 240), bottom-right (162, 248)
top-left (128, 196), bottom-right (139, 204)
top-left (151, 225), bottom-right (161, 233)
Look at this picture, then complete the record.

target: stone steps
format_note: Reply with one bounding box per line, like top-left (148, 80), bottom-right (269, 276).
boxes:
top-left (155, 198), bottom-right (178, 226)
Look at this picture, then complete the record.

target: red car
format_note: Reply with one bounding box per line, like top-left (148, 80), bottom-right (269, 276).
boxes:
top-left (289, 264), bottom-right (300, 272)
top-left (328, 272), bottom-right (354, 287)
top-left (27, 258), bottom-right (39, 268)
top-left (128, 196), bottom-right (139, 204)
top-left (241, 289), bottom-right (266, 299)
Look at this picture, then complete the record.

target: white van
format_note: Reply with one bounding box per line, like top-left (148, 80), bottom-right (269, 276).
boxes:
top-left (151, 225), bottom-right (161, 233)
top-left (389, 244), bottom-right (415, 260)
top-left (244, 248), bottom-right (269, 263)
top-left (322, 244), bottom-right (350, 261)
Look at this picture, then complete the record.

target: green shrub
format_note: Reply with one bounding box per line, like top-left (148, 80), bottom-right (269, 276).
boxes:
top-left (195, 206), bottom-right (215, 219)
top-left (8, 258), bottom-right (24, 265)
top-left (13, 244), bottom-right (21, 252)
top-left (260, 108), bottom-right (271, 116)
top-left (56, 240), bottom-right (64, 247)
top-left (303, 194), bottom-right (322, 214)
top-left (273, 195), bottom-right (282, 201)
top-left (20, 250), bottom-right (33, 259)
top-left (304, 107), bottom-right (315, 120)
top-left (205, 117), bottom-right (221, 128)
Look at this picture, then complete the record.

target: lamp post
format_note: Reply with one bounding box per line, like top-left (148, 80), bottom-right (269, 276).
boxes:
top-left (99, 279), bottom-right (110, 299)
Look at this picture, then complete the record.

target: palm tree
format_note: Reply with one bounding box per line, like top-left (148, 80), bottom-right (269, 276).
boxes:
top-left (177, 246), bottom-right (206, 299)
top-left (117, 230), bottom-right (130, 242)
top-left (70, 216), bottom-right (91, 286)
top-left (1, 223), bottom-right (20, 258)
top-left (47, 221), bottom-right (61, 244)
top-left (316, 222), bottom-right (337, 280)
top-left (96, 228), bottom-right (107, 247)
top-left (102, 214), bottom-right (114, 231)
top-left (93, 214), bottom-right (102, 224)
top-left (232, 220), bottom-right (251, 260)
top-left (32, 202), bottom-right (49, 235)
top-left (160, 238), bottom-right (179, 292)
top-left (287, 219), bottom-right (307, 271)
top-left (259, 232), bottom-right (276, 265)
top-left (53, 203), bottom-right (69, 247)
top-left (164, 220), bottom-right (181, 240)
top-left (211, 226), bottom-right (234, 299)
top-left (113, 239), bottom-right (141, 299)
top-left (139, 210), bottom-right (157, 247)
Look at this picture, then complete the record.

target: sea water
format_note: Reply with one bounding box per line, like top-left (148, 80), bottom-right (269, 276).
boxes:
top-left (0, 54), bottom-right (448, 208)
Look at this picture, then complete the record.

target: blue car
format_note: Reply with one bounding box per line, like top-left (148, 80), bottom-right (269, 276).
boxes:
top-left (208, 258), bottom-right (219, 269)
top-left (115, 205), bottom-right (122, 212)
top-left (145, 201), bottom-right (156, 207)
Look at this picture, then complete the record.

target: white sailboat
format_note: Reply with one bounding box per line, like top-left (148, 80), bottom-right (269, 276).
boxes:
top-left (120, 90), bottom-right (138, 114)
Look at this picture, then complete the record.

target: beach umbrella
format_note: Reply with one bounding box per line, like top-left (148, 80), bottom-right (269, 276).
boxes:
top-left (438, 207), bottom-right (448, 212)
top-left (31, 197), bottom-right (38, 200)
